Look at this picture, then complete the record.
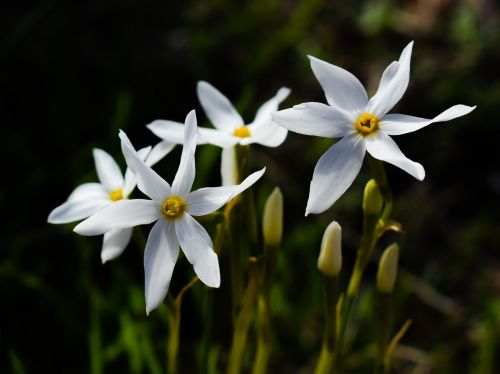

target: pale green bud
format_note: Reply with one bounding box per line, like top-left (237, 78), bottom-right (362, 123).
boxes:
top-left (317, 221), bottom-right (342, 277)
top-left (262, 187), bottom-right (283, 248)
top-left (376, 243), bottom-right (399, 293)
top-left (363, 179), bottom-right (383, 216)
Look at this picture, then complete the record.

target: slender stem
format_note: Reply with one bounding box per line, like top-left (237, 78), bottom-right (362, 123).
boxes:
top-left (375, 292), bottom-right (392, 374)
top-left (227, 258), bottom-right (260, 374)
top-left (314, 276), bottom-right (338, 374)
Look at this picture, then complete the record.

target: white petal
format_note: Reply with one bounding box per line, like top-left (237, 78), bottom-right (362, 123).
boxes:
top-left (175, 214), bottom-right (220, 287)
top-left (245, 119), bottom-right (288, 147)
top-left (147, 120), bottom-right (195, 144)
top-left (365, 132), bottom-right (425, 180)
top-left (145, 141), bottom-right (175, 167)
top-left (272, 102), bottom-right (354, 138)
top-left (144, 220), bottom-right (179, 315)
top-left (253, 87), bottom-right (291, 124)
top-left (306, 134), bottom-right (366, 215)
top-left (74, 199), bottom-right (160, 235)
top-left (197, 81), bottom-right (243, 131)
top-left (48, 198), bottom-right (109, 224)
top-left (221, 146), bottom-right (238, 186)
top-left (187, 168), bottom-right (265, 216)
top-left (123, 146), bottom-right (153, 197)
top-left (197, 127), bottom-right (239, 148)
top-left (119, 131), bottom-right (171, 202)
top-left (101, 228), bottom-right (133, 263)
top-left (93, 149), bottom-right (124, 192)
top-left (367, 42), bottom-right (413, 117)
top-left (308, 55), bottom-right (368, 112)
top-left (380, 105), bottom-right (476, 135)
top-left (67, 183), bottom-right (108, 202)
top-left (172, 110), bottom-right (197, 195)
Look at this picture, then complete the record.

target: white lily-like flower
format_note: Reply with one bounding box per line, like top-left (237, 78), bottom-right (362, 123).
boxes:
top-left (48, 141), bottom-right (174, 263)
top-left (272, 41), bottom-right (476, 215)
top-left (147, 81), bottom-right (291, 148)
top-left (74, 110), bottom-right (266, 314)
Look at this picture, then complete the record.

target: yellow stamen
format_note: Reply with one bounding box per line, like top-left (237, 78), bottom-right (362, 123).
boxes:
top-left (161, 195), bottom-right (187, 220)
top-left (233, 126), bottom-right (251, 138)
top-left (109, 188), bottom-right (123, 201)
top-left (354, 113), bottom-right (379, 136)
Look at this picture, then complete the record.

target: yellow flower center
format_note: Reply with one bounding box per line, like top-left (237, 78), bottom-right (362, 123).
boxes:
top-left (233, 126), bottom-right (251, 138)
top-left (109, 188), bottom-right (123, 201)
top-left (161, 195), bottom-right (187, 220)
top-left (354, 113), bottom-right (379, 136)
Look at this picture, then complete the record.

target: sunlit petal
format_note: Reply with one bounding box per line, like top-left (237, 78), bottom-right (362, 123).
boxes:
top-left (48, 198), bottom-right (109, 224)
top-left (74, 199), bottom-right (160, 235)
top-left (144, 220), bottom-right (179, 315)
top-left (93, 149), bottom-right (124, 192)
top-left (187, 168), bottom-right (265, 216)
top-left (101, 228), bottom-right (133, 263)
top-left (365, 132), bottom-right (425, 180)
top-left (175, 214), bottom-right (220, 287)
top-left (197, 81), bottom-right (243, 132)
top-left (172, 110), bottom-right (197, 195)
top-left (306, 134), bottom-right (366, 215)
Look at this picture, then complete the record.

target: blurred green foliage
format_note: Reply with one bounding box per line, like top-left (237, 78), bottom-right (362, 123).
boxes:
top-left (1, 0), bottom-right (499, 372)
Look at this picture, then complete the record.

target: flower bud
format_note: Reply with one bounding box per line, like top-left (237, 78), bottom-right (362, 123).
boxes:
top-left (262, 187), bottom-right (283, 248)
top-left (317, 221), bottom-right (342, 277)
top-left (363, 179), bottom-right (383, 216)
top-left (376, 243), bottom-right (399, 293)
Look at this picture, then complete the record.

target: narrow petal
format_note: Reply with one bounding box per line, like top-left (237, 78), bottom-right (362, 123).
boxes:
top-left (145, 141), bottom-right (175, 167)
top-left (380, 105), bottom-right (476, 135)
top-left (220, 146), bottom-right (237, 186)
top-left (365, 132), bottom-right (425, 180)
top-left (197, 127), bottom-right (239, 148)
top-left (147, 120), bottom-right (194, 144)
top-left (367, 41), bottom-right (413, 117)
top-left (197, 81), bottom-right (243, 131)
top-left (48, 198), bottom-right (109, 224)
top-left (175, 214), bottom-right (220, 287)
top-left (101, 228), bottom-right (133, 263)
top-left (308, 55), bottom-right (368, 112)
top-left (306, 134), bottom-right (366, 215)
top-left (93, 149), bottom-right (124, 192)
top-left (123, 146), bottom-right (153, 197)
top-left (253, 87), bottom-right (291, 124)
top-left (144, 220), bottom-right (180, 315)
top-left (74, 199), bottom-right (160, 235)
top-left (67, 183), bottom-right (108, 202)
top-left (172, 110), bottom-right (197, 195)
top-left (272, 102), bottom-right (354, 138)
top-left (119, 131), bottom-right (171, 202)
top-left (187, 168), bottom-right (265, 216)
top-left (245, 119), bottom-right (288, 147)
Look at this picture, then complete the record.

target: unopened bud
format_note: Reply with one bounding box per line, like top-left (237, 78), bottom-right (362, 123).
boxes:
top-left (377, 243), bottom-right (399, 293)
top-left (317, 221), bottom-right (342, 277)
top-left (263, 187), bottom-right (283, 248)
top-left (363, 179), bottom-right (383, 216)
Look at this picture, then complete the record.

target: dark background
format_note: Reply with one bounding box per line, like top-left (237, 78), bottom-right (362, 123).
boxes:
top-left (1, 0), bottom-right (499, 373)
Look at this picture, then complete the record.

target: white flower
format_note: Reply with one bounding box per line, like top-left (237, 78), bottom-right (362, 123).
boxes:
top-left (147, 81), bottom-right (291, 148)
top-left (272, 41), bottom-right (476, 215)
top-left (48, 141), bottom-right (174, 263)
top-left (74, 110), bottom-right (266, 314)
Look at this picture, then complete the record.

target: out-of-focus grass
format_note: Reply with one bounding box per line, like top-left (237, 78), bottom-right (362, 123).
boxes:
top-left (1, 0), bottom-right (499, 372)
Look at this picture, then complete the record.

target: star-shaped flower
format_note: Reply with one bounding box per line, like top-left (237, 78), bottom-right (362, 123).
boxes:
top-left (48, 141), bottom-right (174, 263)
top-left (74, 110), bottom-right (265, 314)
top-left (272, 42), bottom-right (476, 215)
top-left (147, 81), bottom-right (291, 148)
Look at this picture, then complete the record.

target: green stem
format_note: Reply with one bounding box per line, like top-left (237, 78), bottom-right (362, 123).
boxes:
top-left (314, 276), bottom-right (339, 374)
top-left (166, 295), bottom-right (179, 374)
top-left (375, 292), bottom-right (392, 374)
top-left (227, 258), bottom-right (260, 374)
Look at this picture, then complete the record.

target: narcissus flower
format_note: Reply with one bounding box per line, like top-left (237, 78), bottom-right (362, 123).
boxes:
top-left (272, 42), bottom-right (476, 215)
top-left (74, 110), bottom-right (265, 314)
top-left (148, 81), bottom-right (290, 148)
top-left (48, 141), bottom-right (174, 263)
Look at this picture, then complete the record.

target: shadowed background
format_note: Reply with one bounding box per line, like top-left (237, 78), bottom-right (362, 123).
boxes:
top-left (1, 0), bottom-right (499, 372)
